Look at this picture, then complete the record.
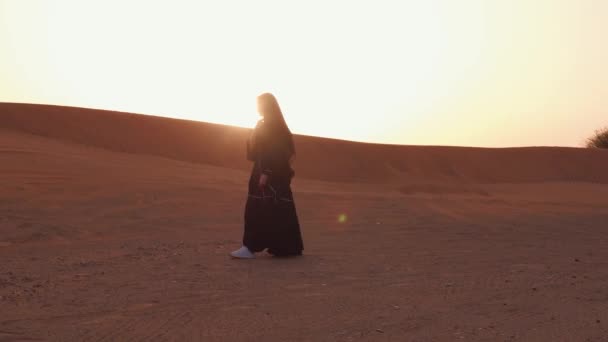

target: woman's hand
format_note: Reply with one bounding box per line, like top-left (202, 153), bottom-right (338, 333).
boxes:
top-left (259, 173), bottom-right (268, 189)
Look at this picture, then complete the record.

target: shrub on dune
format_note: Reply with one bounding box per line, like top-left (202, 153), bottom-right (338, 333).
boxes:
top-left (586, 127), bottom-right (608, 149)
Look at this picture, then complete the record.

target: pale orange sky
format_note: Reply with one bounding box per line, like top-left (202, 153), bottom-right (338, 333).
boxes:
top-left (1, 0), bottom-right (606, 147)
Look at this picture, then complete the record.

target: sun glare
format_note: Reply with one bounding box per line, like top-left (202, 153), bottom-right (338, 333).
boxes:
top-left (1, 0), bottom-right (606, 146)
top-left (1, 1), bottom-right (472, 139)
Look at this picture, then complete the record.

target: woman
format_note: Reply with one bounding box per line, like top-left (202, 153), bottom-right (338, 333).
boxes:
top-left (231, 93), bottom-right (304, 259)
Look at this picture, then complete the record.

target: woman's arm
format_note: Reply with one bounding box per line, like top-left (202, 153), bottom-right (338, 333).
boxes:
top-left (258, 148), bottom-right (274, 189)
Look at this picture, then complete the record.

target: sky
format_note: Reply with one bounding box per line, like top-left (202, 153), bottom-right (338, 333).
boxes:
top-left (1, 0), bottom-right (606, 147)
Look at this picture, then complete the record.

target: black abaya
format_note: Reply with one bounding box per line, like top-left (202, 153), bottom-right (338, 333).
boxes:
top-left (242, 122), bottom-right (304, 256)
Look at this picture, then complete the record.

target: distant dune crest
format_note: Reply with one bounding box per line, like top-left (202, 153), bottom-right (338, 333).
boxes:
top-left (1, 102), bottom-right (607, 184)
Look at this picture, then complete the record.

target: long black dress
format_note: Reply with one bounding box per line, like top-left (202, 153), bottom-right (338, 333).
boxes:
top-left (243, 121), bottom-right (304, 256)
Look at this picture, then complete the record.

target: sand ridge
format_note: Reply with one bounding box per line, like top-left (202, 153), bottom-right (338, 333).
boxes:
top-left (2, 102), bottom-right (608, 185)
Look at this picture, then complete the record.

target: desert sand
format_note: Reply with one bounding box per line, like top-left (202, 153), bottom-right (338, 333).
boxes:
top-left (1, 103), bottom-right (608, 341)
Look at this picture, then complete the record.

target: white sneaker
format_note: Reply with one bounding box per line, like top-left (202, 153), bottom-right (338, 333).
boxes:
top-left (230, 246), bottom-right (255, 259)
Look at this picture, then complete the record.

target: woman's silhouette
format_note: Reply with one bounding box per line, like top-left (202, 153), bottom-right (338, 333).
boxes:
top-left (231, 93), bottom-right (304, 258)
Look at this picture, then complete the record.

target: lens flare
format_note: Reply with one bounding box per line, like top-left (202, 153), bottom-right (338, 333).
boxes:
top-left (338, 214), bottom-right (348, 223)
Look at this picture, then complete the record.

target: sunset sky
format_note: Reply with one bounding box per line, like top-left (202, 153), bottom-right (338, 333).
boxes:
top-left (1, 0), bottom-right (606, 147)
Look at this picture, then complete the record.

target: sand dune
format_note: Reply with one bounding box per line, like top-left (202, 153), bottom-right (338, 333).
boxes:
top-left (2, 103), bottom-right (607, 184)
top-left (1, 103), bottom-right (608, 341)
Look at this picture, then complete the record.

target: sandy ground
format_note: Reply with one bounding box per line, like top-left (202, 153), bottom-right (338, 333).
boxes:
top-left (1, 104), bottom-right (608, 341)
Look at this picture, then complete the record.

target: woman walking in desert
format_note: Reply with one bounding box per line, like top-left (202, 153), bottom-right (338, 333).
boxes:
top-left (231, 93), bottom-right (304, 258)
